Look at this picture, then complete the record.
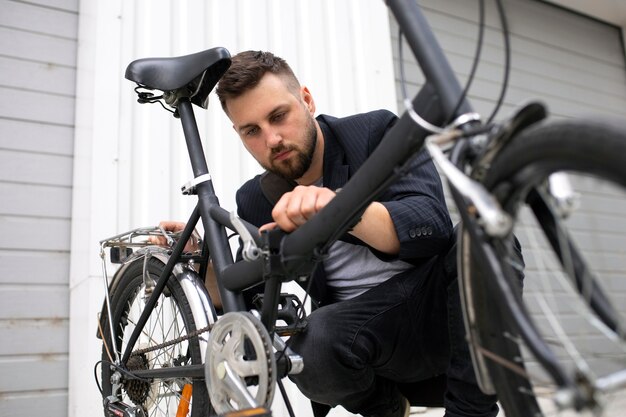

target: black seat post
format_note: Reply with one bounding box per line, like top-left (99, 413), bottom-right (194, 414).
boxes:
top-left (178, 99), bottom-right (211, 179)
top-left (177, 99), bottom-right (246, 312)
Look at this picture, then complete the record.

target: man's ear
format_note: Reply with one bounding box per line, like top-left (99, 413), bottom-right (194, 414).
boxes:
top-left (301, 86), bottom-right (316, 114)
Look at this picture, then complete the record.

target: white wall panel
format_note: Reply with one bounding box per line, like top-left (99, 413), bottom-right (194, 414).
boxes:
top-left (0, 391), bottom-right (67, 417)
top-left (107, 0), bottom-right (398, 230)
top-left (0, 286), bottom-right (69, 319)
top-left (0, 250), bottom-right (69, 285)
top-left (0, 0), bottom-right (78, 38)
top-left (0, 119), bottom-right (74, 155)
top-left (0, 354), bottom-right (68, 392)
top-left (70, 1), bottom-right (395, 416)
top-left (0, 26), bottom-right (76, 67)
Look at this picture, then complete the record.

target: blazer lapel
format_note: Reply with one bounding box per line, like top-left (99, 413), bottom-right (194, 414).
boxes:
top-left (320, 118), bottom-right (350, 190)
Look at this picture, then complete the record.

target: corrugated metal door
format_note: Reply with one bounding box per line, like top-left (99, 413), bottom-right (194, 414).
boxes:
top-left (391, 0), bottom-right (626, 395)
top-left (0, 0), bottom-right (77, 415)
top-left (391, 0), bottom-right (626, 120)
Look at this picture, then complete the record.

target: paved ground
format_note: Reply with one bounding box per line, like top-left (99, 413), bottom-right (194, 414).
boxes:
top-left (328, 406), bottom-right (446, 417)
top-left (281, 379), bottom-right (626, 417)
top-left (325, 398), bottom-right (626, 417)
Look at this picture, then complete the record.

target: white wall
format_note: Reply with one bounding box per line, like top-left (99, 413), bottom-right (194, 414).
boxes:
top-left (68, 1), bottom-right (396, 416)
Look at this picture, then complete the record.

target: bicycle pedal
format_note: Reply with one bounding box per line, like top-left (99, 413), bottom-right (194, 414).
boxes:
top-left (220, 406), bottom-right (272, 417)
top-left (252, 293), bottom-right (307, 330)
top-left (275, 322), bottom-right (307, 337)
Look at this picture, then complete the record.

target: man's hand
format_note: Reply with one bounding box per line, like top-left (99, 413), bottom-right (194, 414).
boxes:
top-left (260, 185), bottom-right (401, 255)
top-left (260, 185), bottom-right (336, 233)
top-left (148, 221), bottom-right (199, 252)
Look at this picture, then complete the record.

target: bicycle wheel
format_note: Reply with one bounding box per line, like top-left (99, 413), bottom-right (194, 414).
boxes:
top-left (100, 256), bottom-right (211, 417)
top-left (461, 117), bottom-right (626, 417)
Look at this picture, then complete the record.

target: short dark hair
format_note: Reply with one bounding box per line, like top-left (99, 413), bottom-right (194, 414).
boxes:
top-left (216, 50), bottom-right (300, 113)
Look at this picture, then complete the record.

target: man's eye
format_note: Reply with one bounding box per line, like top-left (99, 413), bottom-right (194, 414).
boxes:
top-left (272, 112), bottom-right (285, 122)
top-left (246, 127), bottom-right (259, 136)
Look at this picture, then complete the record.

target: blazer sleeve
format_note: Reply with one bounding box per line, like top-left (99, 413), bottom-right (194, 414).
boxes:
top-left (325, 109), bottom-right (453, 262)
top-left (355, 113), bottom-right (452, 261)
top-left (379, 146), bottom-right (453, 261)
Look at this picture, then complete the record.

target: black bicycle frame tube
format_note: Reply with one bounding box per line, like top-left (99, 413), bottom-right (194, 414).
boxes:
top-left (260, 274), bottom-right (282, 334)
top-left (121, 206), bottom-right (201, 364)
top-left (129, 364), bottom-right (205, 380)
top-left (177, 99), bottom-right (246, 313)
top-left (209, 205), bottom-right (261, 246)
top-left (387, 0), bottom-right (473, 118)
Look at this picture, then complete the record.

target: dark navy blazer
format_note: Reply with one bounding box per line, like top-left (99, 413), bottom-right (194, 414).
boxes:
top-left (236, 109), bottom-right (453, 305)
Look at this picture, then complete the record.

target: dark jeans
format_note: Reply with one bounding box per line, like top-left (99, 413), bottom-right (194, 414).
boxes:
top-left (288, 253), bottom-right (499, 417)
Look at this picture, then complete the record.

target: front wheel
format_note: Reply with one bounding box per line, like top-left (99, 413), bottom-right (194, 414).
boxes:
top-left (461, 118), bottom-right (626, 417)
top-left (100, 256), bottom-right (211, 417)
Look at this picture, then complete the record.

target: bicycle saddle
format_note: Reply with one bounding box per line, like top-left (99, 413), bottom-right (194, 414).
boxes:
top-left (125, 47), bottom-right (231, 108)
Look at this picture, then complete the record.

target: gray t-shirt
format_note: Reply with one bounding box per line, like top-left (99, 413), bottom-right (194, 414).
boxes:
top-left (323, 240), bottom-right (413, 301)
top-left (315, 177), bottom-right (412, 301)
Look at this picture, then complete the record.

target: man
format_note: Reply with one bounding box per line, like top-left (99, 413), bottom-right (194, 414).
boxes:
top-left (158, 50), bottom-right (498, 416)
top-left (212, 50), bottom-right (499, 417)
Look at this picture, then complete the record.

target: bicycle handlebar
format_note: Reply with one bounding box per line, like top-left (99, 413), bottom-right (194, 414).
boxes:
top-left (222, 256), bottom-right (265, 291)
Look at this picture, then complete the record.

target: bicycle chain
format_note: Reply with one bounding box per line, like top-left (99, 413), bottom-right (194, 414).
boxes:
top-left (129, 323), bottom-right (214, 357)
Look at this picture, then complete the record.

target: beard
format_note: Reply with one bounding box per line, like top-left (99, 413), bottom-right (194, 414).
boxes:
top-left (265, 114), bottom-right (317, 180)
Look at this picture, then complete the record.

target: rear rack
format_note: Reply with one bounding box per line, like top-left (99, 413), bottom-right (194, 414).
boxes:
top-left (99, 226), bottom-right (201, 263)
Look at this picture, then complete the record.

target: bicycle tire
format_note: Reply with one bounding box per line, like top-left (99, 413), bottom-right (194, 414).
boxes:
top-left (100, 256), bottom-right (211, 417)
top-left (461, 117), bottom-right (626, 417)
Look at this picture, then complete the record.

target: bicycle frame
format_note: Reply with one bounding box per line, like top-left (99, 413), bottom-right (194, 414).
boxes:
top-left (107, 0), bottom-right (589, 406)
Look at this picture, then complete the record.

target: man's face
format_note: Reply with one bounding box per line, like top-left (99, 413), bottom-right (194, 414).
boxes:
top-left (225, 73), bottom-right (318, 181)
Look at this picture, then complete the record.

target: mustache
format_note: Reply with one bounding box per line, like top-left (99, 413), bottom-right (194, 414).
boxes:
top-left (271, 144), bottom-right (296, 156)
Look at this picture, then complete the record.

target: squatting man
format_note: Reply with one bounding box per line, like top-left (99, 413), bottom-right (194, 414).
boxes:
top-left (155, 50), bottom-right (500, 417)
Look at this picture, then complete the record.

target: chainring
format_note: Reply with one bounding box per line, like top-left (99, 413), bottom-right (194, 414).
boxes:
top-left (205, 312), bottom-right (276, 413)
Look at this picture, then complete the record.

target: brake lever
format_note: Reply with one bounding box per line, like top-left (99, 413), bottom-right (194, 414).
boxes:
top-left (229, 211), bottom-right (261, 261)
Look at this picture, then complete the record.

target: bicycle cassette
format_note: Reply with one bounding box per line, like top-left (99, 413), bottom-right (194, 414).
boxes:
top-left (205, 312), bottom-right (276, 414)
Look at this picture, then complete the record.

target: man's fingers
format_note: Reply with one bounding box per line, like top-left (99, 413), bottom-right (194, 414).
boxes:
top-left (259, 222), bottom-right (278, 233)
top-left (315, 189), bottom-right (335, 211)
top-left (270, 186), bottom-right (337, 232)
top-left (158, 221), bottom-right (186, 232)
top-left (147, 235), bottom-right (167, 246)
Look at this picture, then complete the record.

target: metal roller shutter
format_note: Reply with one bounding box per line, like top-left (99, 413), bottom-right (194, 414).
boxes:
top-left (390, 1), bottom-right (626, 409)
top-left (391, 0), bottom-right (626, 120)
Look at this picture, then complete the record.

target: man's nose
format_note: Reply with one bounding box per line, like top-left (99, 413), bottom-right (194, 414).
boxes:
top-left (264, 129), bottom-right (283, 148)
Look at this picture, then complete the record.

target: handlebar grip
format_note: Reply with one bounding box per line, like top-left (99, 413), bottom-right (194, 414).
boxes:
top-left (221, 258), bottom-right (264, 292)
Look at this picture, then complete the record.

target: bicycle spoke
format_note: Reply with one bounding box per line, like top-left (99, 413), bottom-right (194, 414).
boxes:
top-left (523, 221), bottom-right (593, 376)
top-left (101, 262), bottom-right (207, 417)
top-left (510, 172), bottom-right (626, 415)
